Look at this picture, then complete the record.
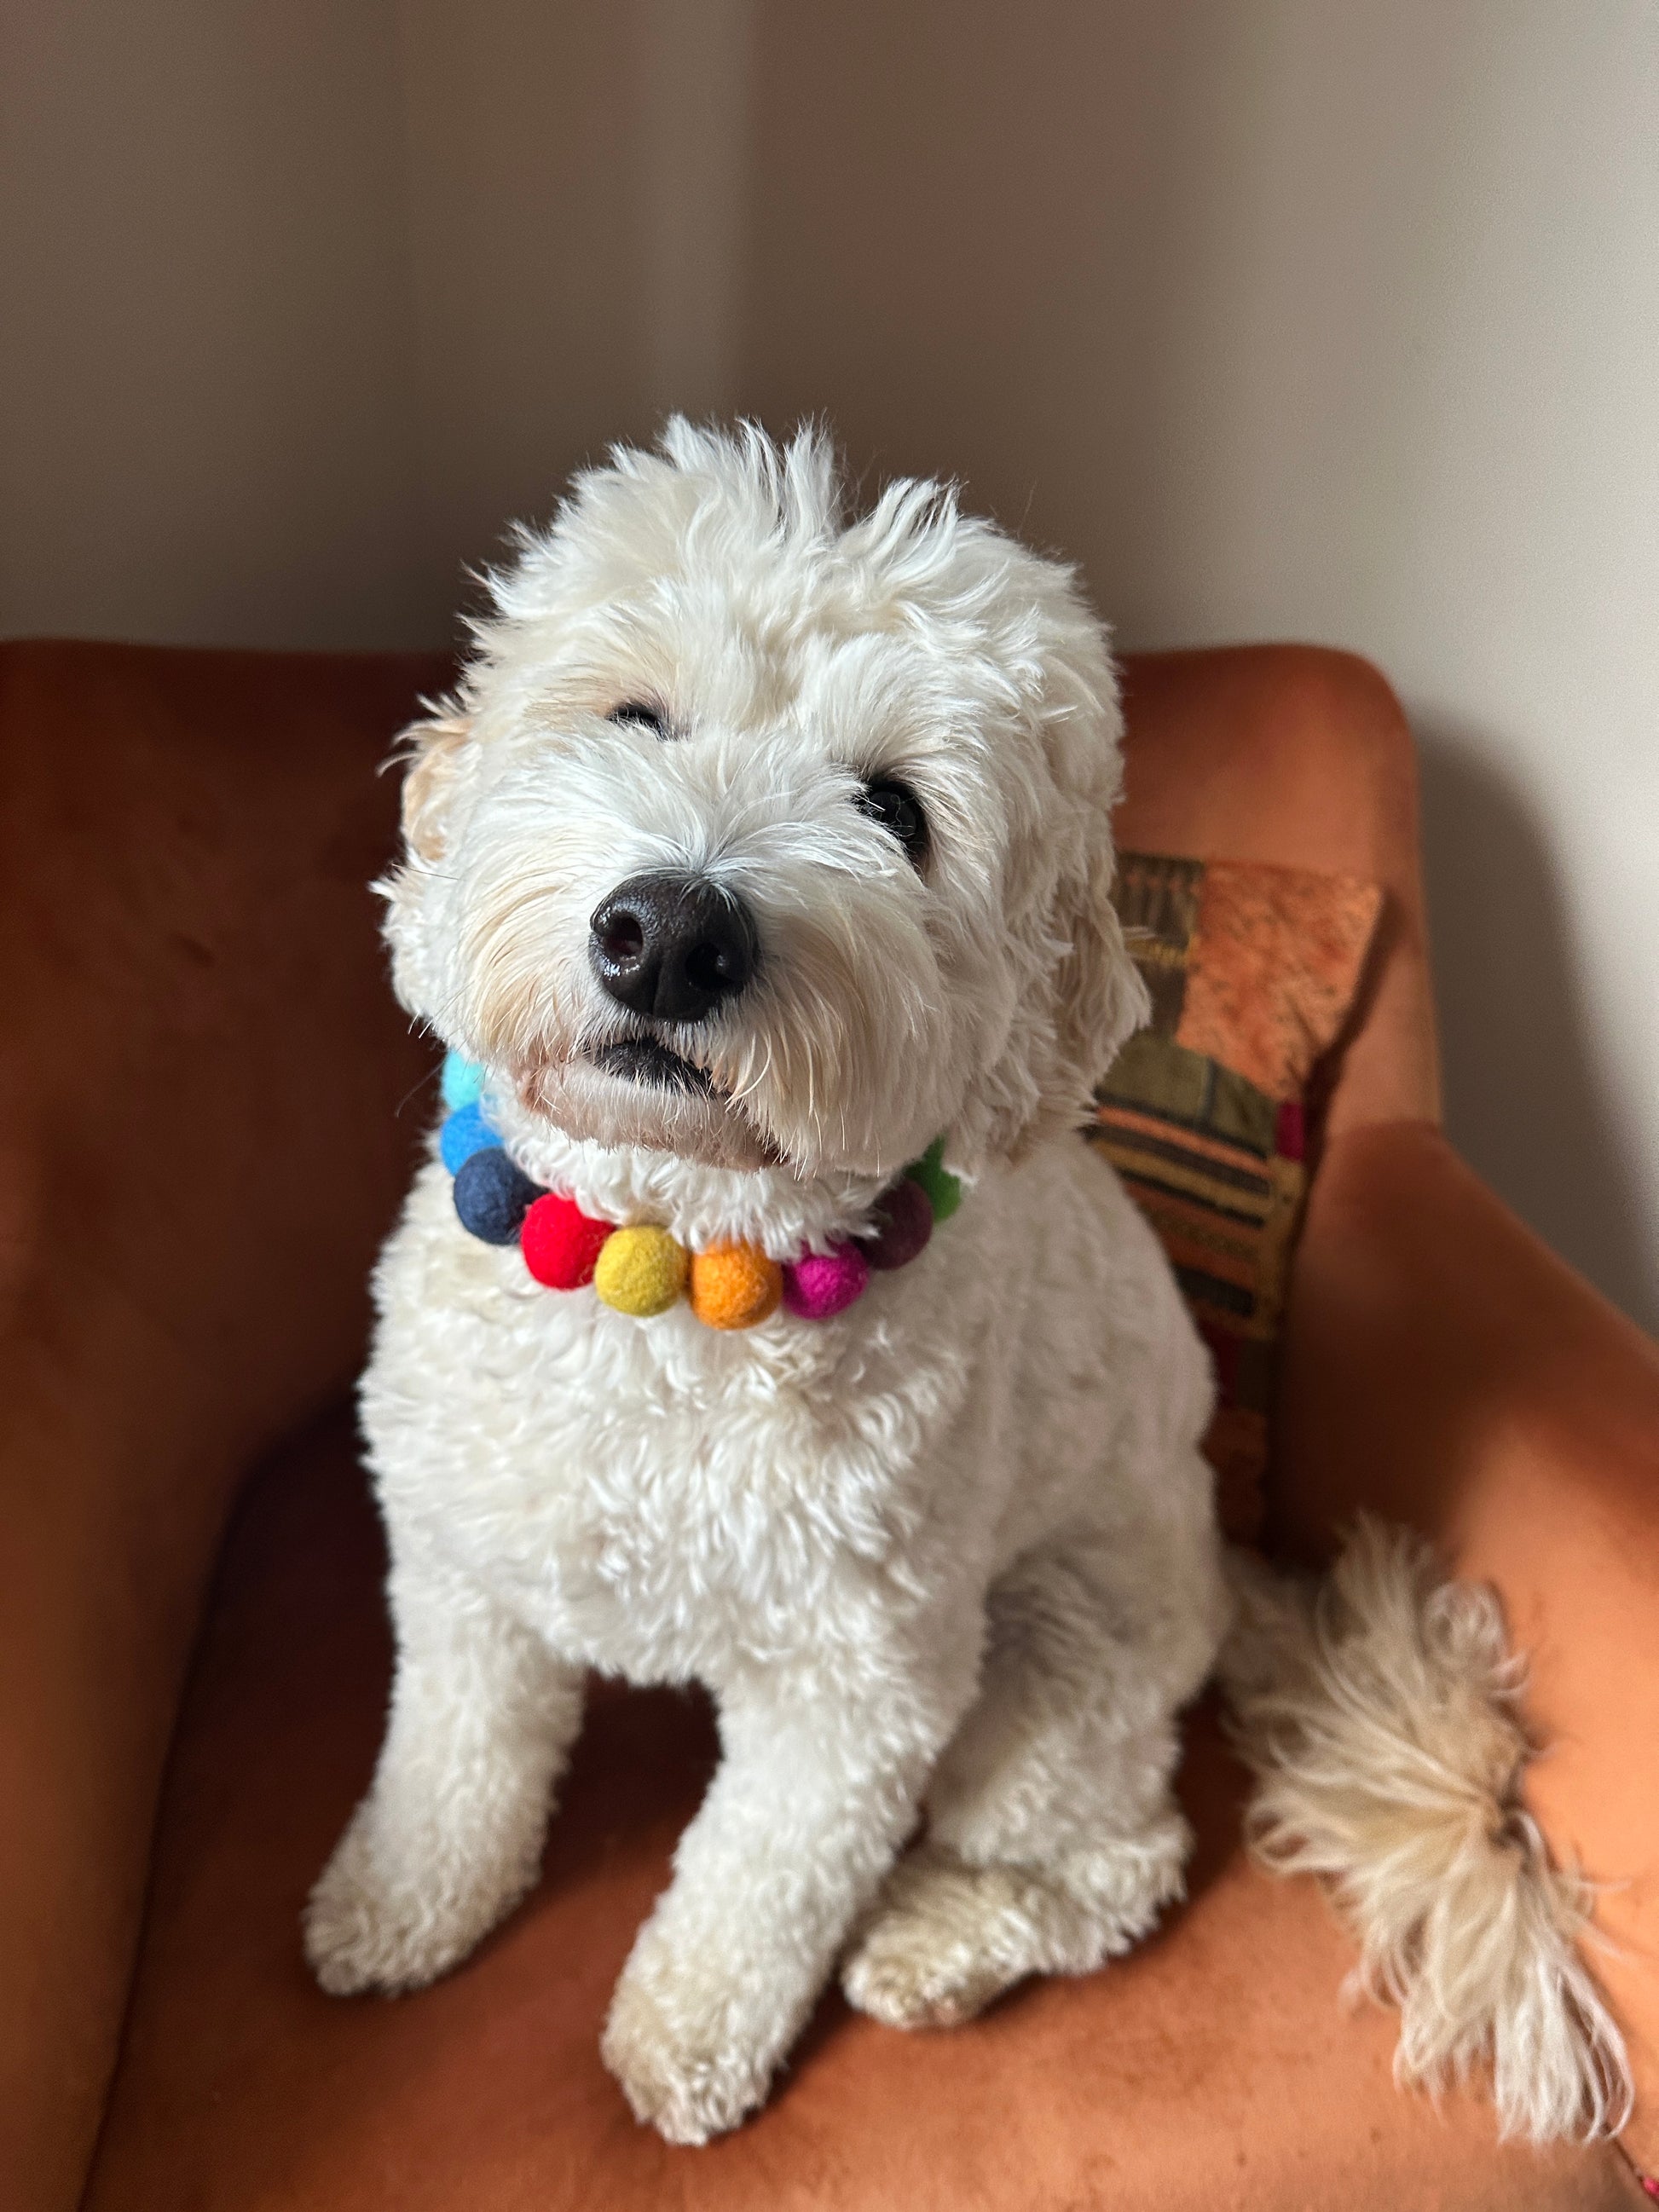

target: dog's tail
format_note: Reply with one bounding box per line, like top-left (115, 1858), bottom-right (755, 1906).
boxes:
top-left (1217, 1518), bottom-right (1632, 2144)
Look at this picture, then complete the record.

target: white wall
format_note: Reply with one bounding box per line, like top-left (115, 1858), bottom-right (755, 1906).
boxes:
top-left (2, 1), bottom-right (1654, 1325)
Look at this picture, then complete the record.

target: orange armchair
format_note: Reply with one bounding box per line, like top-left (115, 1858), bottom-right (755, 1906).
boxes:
top-left (2, 639), bottom-right (1650, 2210)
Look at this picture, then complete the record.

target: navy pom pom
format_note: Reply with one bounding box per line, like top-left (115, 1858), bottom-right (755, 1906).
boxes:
top-left (453, 1146), bottom-right (540, 1245)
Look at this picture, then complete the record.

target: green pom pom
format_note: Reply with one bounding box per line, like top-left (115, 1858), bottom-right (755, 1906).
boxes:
top-left (906, 1135), bottom-right (962, 1222)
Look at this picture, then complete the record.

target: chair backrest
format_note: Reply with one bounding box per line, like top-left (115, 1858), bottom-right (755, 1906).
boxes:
top-left (0, 636), bottom-right (1439, 1519)
top-left (0, 638), bottom-right (1439, 1474)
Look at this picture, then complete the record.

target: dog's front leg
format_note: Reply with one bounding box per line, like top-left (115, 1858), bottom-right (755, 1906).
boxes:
top-left (603, 1641), bottom-right (978, 2144)
top-left (304, 1534), bottom-right (583, 1995)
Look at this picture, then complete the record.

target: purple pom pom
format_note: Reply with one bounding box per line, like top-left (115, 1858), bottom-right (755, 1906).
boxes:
top-left (782, 1241), bottom-right (870, 1320)
top-left (859, 1176), bottom-right (934, 1271)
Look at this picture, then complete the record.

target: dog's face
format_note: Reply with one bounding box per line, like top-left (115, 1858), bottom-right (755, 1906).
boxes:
top-left (384, 423), bottom-right (1146, 1181)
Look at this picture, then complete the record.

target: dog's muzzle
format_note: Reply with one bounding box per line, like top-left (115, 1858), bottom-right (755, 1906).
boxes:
top-left (589, 872), bottom-right (758, 1025)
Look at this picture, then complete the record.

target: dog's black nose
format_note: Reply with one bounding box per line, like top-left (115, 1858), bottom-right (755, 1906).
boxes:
top-left (589, 873), bottom-right (757, 1024)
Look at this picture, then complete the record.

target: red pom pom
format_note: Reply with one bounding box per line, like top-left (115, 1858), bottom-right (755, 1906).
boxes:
top-left (521, 1193), bottom-right (611, 1290)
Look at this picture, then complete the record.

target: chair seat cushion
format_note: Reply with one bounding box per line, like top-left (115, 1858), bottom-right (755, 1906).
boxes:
top-left (84, 1415), bottom-right (1631, 2211)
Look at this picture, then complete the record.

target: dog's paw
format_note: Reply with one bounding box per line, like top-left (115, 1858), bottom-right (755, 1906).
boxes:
top-left (841, 1847), bottom-right (1032, 2028)
top-left (842, 1830), bottom-right (1188, 2030)
top-left (303, 1806), bottom-right (523, 1997)
top-left (601, 1956), bottom-right (772, 2146)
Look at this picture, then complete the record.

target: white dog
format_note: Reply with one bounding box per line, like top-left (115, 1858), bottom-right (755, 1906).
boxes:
top-left (303, 419), bottom-right (1228, 2141)
top-left (303, 420), bottom-right (1623, 2150)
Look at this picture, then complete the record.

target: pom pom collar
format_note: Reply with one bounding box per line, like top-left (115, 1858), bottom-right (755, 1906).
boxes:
top-left (436, 1050), bottom-right (961, 1330)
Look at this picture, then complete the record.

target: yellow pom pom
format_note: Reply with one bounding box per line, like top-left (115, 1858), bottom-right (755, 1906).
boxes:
top-left (690, 1242), bottom-right (783, 1331)
top-left (592, 1224), bottom-right (688, 1318)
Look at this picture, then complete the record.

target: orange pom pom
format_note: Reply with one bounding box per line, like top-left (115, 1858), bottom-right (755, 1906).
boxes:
top-left (689, 1241), bottom-right (783, 1331)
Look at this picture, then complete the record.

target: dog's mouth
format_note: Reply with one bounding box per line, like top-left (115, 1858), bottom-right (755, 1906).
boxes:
top-left (540, 1035), bottom-right (780, 1170)
top-left (587, 1037), bottom-right (719, 1098)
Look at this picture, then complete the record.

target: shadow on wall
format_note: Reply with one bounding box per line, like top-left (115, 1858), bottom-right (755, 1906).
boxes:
top-left (1416, 724), bottom-right (1656, 1332)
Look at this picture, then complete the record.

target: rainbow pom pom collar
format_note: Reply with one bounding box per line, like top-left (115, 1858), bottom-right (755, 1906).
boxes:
top-left (438, 1051), bottom-right (961, 1329)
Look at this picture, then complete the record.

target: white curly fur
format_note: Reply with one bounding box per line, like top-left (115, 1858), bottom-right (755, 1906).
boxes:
top-left (1221, 1520), bottom-right (1633, 2144)
top-left (302, 419), bottom-right (1623, 2153)
top-left (304, 420), bottom-right (1227, 2144)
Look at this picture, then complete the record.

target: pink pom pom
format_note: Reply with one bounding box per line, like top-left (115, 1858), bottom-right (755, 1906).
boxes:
top-left (859, 1176), bottom-right (934, 1271)
top-left (782, 1240), bottom-right (870, 1320)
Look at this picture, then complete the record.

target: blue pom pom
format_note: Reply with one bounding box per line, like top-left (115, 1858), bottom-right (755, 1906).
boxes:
top-left (441, 1050), bottom-right (485, 1111)
top-left (439, 1101), bottom-right (496, 1175)
top-left (453, 1147), bottom-right (540, 1245)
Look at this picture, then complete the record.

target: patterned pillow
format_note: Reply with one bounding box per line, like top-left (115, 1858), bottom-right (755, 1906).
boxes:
top-left (1091, 853), bottom-right (1384, 1543)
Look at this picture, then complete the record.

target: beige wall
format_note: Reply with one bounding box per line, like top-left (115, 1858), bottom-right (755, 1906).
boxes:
top-left (735, 0), bottom-right (1659, 1328)
top-left (3, 1), bottom-right (1655, 1325)
top-left (0, 1), bottom-right (433, 648)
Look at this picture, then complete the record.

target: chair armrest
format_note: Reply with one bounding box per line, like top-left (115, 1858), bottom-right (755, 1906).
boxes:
top-left (0, 644), bottom-right (442, 2211)
top-left (1275, 1118), bottom-right (1659, 2165)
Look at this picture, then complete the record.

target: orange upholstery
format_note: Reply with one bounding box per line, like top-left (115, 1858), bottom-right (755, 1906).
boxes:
top-left (83, 1416), bottom-right (1626, 2212)
top-left (1277, 1119), bottom-right (1659, 2175)
top-left (0, 642), bottom-right (444, 2209)
top-left (2, 639), bottom-right (1650, 2209)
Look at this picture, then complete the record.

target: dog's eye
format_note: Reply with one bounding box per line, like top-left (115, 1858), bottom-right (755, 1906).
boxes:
top-left (857, 778), bottom-right (929, 867)
top-left (607, 702), bottom-right (668, 736)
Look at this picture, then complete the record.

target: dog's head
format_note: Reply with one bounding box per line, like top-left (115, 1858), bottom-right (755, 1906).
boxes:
top-left (384, 421), bottom-right (1146, 1181)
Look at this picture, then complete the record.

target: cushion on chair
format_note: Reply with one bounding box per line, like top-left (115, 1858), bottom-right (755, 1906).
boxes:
top-left (1115, 646), bottom-right (1441, 1139)
top-left (82, 1414), bottom-right (1631, 2212)
top-left (1096, 851), bottom-right (1383, 1541)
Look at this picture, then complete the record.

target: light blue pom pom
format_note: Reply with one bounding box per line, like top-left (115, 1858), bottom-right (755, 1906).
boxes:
top-left (441, 1050), bottom-right (485, 1111)
top-left (440, 1101), bottom-right (496, 1174)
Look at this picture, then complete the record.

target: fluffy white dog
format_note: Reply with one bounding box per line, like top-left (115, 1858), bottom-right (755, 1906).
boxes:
top-left (303, 419), bottom-right (1228, 2141)
top-left (303, 419), bottom-right (1624, 2151)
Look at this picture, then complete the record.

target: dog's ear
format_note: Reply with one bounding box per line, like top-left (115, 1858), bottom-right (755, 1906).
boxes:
top-left (1046, 820), bottom-right (1148, 1134)
top-left (1035, 633), bottom-right (1151, 1147)
top-left (956, 592), bottom-right (1148, 1169)
top-left (398, 711), bottom-right (472, 862)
